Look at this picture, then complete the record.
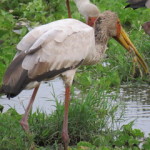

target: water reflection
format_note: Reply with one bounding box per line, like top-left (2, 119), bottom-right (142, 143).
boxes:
top-left (120, 85), bottom-right (150, 103)
top-left (118, 84), bottom-right (150, 136)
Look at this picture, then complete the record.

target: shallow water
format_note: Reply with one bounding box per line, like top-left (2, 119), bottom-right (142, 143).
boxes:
top-left (117, 85), bottom-right (150, 136)
top-left (0, 78), bottom-right (64, 114)
top-left (0, 78), bottom-right (150, 136)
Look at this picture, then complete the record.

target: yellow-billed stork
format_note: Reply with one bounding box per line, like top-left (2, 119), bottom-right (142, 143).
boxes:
top-left (74, 0), bottom-right (100, 26)
top-left (0, 4), bottom-right (149, 150)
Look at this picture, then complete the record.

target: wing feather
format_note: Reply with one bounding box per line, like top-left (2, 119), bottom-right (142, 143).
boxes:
top-left (17, 19), bottom-right (86, 51)
top-left (20, 19), bottom-right (94, 79)
top-left (2, 19), bottom-right (94, 97)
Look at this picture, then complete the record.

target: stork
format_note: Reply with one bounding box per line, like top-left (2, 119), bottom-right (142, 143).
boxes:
top-left (125, 0), bottom-right (150, 9)
top-left (74, 0), bottom-right (100, 26)
top-left (0, 5), bottom-right (149, 150)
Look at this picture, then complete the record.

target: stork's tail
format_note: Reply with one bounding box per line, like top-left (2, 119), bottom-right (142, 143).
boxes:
top-left (0, 86), bottom-right (11, 99)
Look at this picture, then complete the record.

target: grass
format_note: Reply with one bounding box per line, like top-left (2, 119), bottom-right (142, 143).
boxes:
top-left (0, 88), bottom-right (150, 149)
top-left (0, 88), bottom-right (121, 149)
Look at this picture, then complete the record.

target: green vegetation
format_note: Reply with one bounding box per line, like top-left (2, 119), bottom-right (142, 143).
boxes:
top-left (1, 92), bottom-right (150, 149)
top-left (0, 0), bottom-right (150, 149)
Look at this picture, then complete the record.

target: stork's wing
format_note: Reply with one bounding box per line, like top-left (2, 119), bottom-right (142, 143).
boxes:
top-left (16, 21), bottom-right (57, 52)
top-left (3, 19), bottom-right (94, 97)
top-left (20, 19), bottom-right (94, 78)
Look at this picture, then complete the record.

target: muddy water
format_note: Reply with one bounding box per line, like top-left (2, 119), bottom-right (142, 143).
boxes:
top-left (0, 78), bottom-right (150, 136)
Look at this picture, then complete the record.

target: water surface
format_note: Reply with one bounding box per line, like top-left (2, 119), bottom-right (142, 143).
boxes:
top-left (118, 85), bottom-right (150, 136)
top-left (0, 78), bottom-right (64, 114)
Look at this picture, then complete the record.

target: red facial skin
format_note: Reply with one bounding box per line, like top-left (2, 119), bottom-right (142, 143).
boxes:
top-left (88, 17), bottom-right (122, 39)
top-left (116, 20), bottom-right (121, 37)
top-left (87, 17), bottom-right (98, 26)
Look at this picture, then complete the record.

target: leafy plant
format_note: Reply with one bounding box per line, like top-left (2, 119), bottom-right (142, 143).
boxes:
top-left (0, 88), bottom-right (122, 149)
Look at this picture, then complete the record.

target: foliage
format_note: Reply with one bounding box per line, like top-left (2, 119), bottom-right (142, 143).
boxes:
top-left (1, 106), bottom-right (150, 149)
top-left (0, 108), bottom-right (34, 150)
top-left (28, 88), bottom-right (121, 146)
top-left (113, 122), bottom-right (144, 149)
top-left (0, 10), bottom-right (18, 85)
top-left (0, 87), bottom-right (120, 149)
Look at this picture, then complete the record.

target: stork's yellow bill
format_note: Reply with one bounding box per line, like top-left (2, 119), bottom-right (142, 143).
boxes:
top-left (114, 20), bottom-right (149, 75)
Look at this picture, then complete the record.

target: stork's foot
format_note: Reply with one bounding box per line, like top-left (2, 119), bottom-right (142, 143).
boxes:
top-left (20, 118), bottom-right (29, 132)
top-left (62, 131), bottom-right (70, 150)
top-left (20, 119), bottom-right (36, 150)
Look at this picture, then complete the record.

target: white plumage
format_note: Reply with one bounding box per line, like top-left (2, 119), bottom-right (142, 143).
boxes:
top-left (74, 0), bottom-right (100, 21)
top-left (15, 18), bottom-right (101, 86)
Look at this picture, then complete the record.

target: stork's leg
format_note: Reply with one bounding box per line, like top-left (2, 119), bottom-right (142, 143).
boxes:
top-left (66, 0), bottom-right (72, 18)
top-left (20, 84), bottom-right (40, 132)
top-left (62, 85), bottom-right (70, 150)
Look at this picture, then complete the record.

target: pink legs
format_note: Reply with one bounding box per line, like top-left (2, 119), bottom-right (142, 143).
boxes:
top-left (20, 84), bottom-right (40, 132)
top-left (20, 84), bottom-right (70, 150)
top-left (62, 86), bottom-right (70, 150)
top-left (66, 0), bottom-right (72, 18)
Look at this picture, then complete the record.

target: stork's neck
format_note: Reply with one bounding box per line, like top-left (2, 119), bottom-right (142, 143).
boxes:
top-left (74, 0), bottom-right (90, 6)
top-left (94, 20), bottom-right (109, 56)
top-left (74, 0), bottom-right (100, 25)
top-left (94, 41), bottom-right (108, 63)
top-left (83, 22), bottom-right (109, 65)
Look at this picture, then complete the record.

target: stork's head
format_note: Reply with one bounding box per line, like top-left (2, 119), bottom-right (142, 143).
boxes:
top-left (73, 0), bottom-right (100, 26)
top-left (94, 11), bottom-right (149, 74)
top-left (94, 11), bottom-right (119, 38)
